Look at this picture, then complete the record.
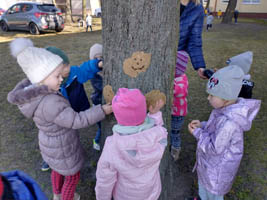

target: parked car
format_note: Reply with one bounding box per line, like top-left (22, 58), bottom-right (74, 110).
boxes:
top-left (94, 8), bottom-right (101, 17)
top-left (0, 8), bottom-right (5, 16)
top-left (0, 2), bottom-right (64, 35)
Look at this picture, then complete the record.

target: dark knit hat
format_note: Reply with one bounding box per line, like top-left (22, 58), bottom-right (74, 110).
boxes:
top-left (45, 46), bottom-right (70, 64)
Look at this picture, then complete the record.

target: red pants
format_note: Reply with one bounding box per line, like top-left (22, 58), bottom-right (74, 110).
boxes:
top-left (51, 170), bottom-right (80, 200)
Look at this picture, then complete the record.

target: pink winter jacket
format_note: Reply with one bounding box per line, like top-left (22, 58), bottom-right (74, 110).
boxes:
top-left (95, 112), bottom-right (168, 200)
top-left (172, 74), bottom-right (188, 116)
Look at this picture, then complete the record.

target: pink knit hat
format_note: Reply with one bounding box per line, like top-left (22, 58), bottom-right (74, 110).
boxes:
top-left (112, 88), bottom-right (147, 126)
top-left (175, 50), bottom-right (189, 77)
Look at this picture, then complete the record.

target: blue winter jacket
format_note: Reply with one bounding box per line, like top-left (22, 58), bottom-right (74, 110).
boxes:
top-left (60, 59), bottom-right (101, 112)
top-left (178, 1), bottom-right (205, 70)
top-left (1, 170), bottom-right (47, 200)
top-left (90, 74), bottom-right (103, 105)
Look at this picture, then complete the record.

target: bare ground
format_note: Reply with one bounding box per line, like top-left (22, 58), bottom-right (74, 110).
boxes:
top-left (0, 18), bottom-right (266, 200)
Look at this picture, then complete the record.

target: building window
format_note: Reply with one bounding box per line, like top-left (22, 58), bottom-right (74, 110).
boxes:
top-left (242, 0), bottom-right (260, 4)
top-left (221, 0), bottom-right (229, 3)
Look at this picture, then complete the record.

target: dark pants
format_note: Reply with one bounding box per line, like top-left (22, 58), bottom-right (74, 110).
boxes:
top-left (171, 115), bottom-right (185, 149)
top-left (86, 25), bottom-right (92, 32)
top-left (94, 121), bottom-right (101, 144)
top-left (234, 17), bottom-right (238, 23)
top-left (207, 24), bottom-right (212, 30)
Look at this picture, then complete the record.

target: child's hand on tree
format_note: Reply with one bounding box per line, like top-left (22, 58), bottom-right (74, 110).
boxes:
top-left (188, 120), bottom-right (201, 134)
top-left (149, 99), bottom-right (165, 114)
top-left (98, 61), bottom-right (103, 68)
top-left (102, 103), bottom-right (113, 115)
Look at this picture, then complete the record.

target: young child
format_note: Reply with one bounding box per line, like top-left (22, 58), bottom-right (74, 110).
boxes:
top-left (217, 9), bottom-right (222, 19)
top-left (171, 51), bottom-right (189, 161)
top-left (7, 38), bottom-right (112, 200)
top-left (86, 14), bottom-right (93, 32)
top-left (206, 12), bottom-right (214, 31)
top-left (187, 52), bottom-right (261, 200)
top-left (38, 45), bottom-right (103, 171)
top-left (89, 44), bottom-right (103, 151)
top-left (95, 88), bottom-right (168, 200)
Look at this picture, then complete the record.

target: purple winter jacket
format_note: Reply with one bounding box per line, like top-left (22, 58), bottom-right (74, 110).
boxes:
top-left (193, 98), bottom-right (261, 195)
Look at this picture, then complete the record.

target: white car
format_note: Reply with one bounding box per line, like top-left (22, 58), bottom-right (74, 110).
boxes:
top-left (94, 8), bottom-right (101, 17)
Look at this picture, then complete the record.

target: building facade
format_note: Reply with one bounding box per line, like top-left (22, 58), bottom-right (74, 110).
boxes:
top-left (204, 0), bottom-right (267, 18)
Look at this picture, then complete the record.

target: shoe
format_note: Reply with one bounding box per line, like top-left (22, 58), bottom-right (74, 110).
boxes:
top-left (53, 194), bottom-right (61, 200)
top-left (171, 146), bottom-right (181, 161)
top-left (41, 161), bottom-right (50, 171)
top-left (93, 139), bottom-right (100, 151)
top-left (74, 193), bottom-right (80, 200)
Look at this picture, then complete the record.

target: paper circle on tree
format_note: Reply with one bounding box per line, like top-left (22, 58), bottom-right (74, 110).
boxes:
top-left (103, 85), bottom-right (115, 103)
top-left (123, 51), bottom-right (151, 78)
top-left (145, 90), bottom-right (166, 109)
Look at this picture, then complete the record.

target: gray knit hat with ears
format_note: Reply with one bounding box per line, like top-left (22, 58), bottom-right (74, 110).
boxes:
top-left (89, 43), bottom-right (102, 60)
top-left (206, 51), bottom-right (253, 100)
top-left (227, 51), bottom-right (253, 74)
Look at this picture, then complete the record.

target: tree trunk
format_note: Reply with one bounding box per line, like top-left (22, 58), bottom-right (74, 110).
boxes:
top-left (222, 0), bottom-right (237, 24)
top-left (101, 0), bottom-right (180, 199)
top-left (82, 0), bottom-right (86, 20)
top-left (52, 0), bottom-right (57, 7)
top-left (205, 0), bottom-right (210, 10)
top-left (65, 0), bottom-right (74, 24)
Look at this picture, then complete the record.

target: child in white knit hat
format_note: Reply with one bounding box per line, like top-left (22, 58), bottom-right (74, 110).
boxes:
top-left (186, 51), bottom-right (261, 200)
top-left (7, 38), bottom-right (112, 200)
top-left (89, 44), bottom-right (104, 151)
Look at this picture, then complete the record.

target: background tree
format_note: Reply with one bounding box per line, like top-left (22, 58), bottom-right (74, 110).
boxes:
top-left (222, 0), bottom-right (237, 24)
top-left (52, 0), bottom-right (57, 7)
top-left (82, 0), bottom-right (86, 21)
top-left (101, 0), bottom-right (181, 199)
top-left (205, 0), bottom-right (210, 10)
top-left (65, 0), bottom-right (74, 24)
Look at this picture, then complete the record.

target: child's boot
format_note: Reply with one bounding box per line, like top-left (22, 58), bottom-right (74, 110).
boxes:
top-left (171, 146), bottom-right (181, 161)
top-left (93, 139), bottom-right (100, 151)
top-left (73, 193), bottom-right (80, 200)
top-left (53, 194), bottom-right (61, 200)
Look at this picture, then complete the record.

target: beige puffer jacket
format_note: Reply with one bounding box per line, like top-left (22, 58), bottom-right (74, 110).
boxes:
top-left (8, 79), bottom-right (105, 176)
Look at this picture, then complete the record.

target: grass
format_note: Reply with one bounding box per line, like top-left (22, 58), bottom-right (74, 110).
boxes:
top-left (0, 18), bottom-right (266, 199)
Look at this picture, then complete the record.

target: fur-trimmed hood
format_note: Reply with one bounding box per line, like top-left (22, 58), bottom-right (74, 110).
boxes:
top-left (7, 79), bottom-right (54, 118)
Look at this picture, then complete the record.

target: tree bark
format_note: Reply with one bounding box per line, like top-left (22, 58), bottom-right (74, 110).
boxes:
top-left (222, 0), bottom-right (237, 24)
top-left (82, 0), bottom-right (86, 20)
top-left (52, 0), bottom-right (57, 7)
top-left (101, 0), bottom-right (180, 199)
top-left (205, 0), bottom-right (210, 10)
top-left (65, 0), bottom-right (74, 24)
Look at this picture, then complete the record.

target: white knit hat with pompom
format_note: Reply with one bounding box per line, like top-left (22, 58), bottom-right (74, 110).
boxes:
top-left (10, 38), bottom-right (63, 84)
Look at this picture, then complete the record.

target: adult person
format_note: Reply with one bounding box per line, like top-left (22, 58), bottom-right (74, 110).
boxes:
top-left (234, 10), bottom-right (239, 24)
top-left (178, 0), bottom-right (206, 79)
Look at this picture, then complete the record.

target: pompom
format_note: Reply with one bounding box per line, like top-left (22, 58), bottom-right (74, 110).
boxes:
top-left (10, 38), bottom-right (34, 58)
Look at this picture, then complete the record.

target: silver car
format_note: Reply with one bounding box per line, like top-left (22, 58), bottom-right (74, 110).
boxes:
top-left (0, 2), bottom-right (64, 34)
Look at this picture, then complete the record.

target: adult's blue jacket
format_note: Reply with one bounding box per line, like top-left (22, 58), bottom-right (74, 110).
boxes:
top-left (178, 1), bottom-right (206, 70)
top-left (1, 170), bottom-right (47, 200)
top-left (60, 59), bottom-right (101, 112)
